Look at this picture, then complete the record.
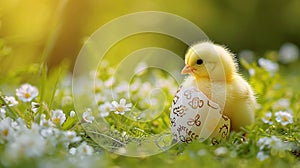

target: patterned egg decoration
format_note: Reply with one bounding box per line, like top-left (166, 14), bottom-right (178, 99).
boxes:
top-left (170, 86), bottom-right (230, 145)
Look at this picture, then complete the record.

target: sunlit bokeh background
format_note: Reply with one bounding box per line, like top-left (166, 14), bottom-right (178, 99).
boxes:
top-left (1, 0), bottom-right (300, 73)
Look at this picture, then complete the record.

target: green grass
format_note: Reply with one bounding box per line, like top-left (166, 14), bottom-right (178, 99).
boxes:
top-left (0, 41), bottom-right (299, 168)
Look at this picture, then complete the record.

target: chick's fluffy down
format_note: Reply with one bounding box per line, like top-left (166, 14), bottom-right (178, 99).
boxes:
top-left (181, 42), bottom-right (256, 131)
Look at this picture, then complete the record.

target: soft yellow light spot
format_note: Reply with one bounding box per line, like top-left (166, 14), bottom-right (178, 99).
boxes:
top-left (24, 92), bottom-right (31, 99)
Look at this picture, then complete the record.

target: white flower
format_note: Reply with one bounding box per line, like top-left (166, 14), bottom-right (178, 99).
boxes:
top-left (40, 127), bottom-right (57, 137)
top-left (77, 141), bottom-right (94, 156)
top-left (70, 110), bottom-right (76, 117)
top-left (248, 68), bottom-right (255, 76)
top-left (257, 137), bottom-right (272, 150)
top-left (0, 117), bottom-right (15, 142)
top-left (262, 112), bottom-right (273, 125)
top-left (51, 109), bottom-right (66, 125)
top-left (63, 131), bottom-right (82, 144)
top-left (69, 147), bottom-right (77, 155)
top-left (0, 108), bottom-right (6, 119)
top-left (40, 127), bottom-right (61, 147)
top-left (16, 83), bottom-right (39, 102)
top-left (273, 98), bottom-right (290, 109)
top-left (82, 108), bottom-right (94, 123)
top-left (2, 96), bottom-right (18, 107)
top-left (267, 136), bottom-right (279, 147)
top-left (98, 102), bottom-right (112, 117)
top-left (275, 111), bottom-right (293, 126)
top-left (40, 114), bottom-right (55, 127)
top-left (214, 147), bottom-right (228, 156)
top-left (279, 43), bottom-right (299, 64)
top-left (257, 151), bottom-right (269, 161)
top-left (6, 129), bottom-right (46, 159)
top-left (12, 117), bottom-right (27, 131)
top-left (268, 136), bottom-right (287, 151)
top-left (31, 102), bottom-right (40, 113)
top-left (111, 98), bottom-right (132, 115)
top-left (258, 58), bottom-right (279, 74)
top-left (257, 136), bottom-right (288, 152)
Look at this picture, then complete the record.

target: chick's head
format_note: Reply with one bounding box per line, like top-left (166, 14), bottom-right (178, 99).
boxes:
top-left (181, 42), bottom-right (237, 81)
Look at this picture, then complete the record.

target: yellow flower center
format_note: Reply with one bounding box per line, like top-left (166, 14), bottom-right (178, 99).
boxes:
top-left (116, 106), bottom-right (124, 112)
top-left (24, 92), bottom-right (31, 99)
top-left (270, 140), bottom-right (276, 146)
top-left (53, 117), bottom-right (60, 124)
top-left (83, 147), bottom-right (87, 153)
top-left (282, 116), bottom-right (289, 122)
top-left (2, 129), bottom-right (8, 136)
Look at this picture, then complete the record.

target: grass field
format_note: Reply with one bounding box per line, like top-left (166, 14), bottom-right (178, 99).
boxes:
top-left (0, 40), bottom-right (299, 168)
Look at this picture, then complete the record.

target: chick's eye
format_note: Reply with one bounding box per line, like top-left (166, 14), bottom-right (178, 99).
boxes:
top-left (196, 59), bottom-right (203, 65)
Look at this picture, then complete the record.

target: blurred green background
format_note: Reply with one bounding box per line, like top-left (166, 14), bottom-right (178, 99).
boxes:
top-left (1, 0), bottom-right (300, 73)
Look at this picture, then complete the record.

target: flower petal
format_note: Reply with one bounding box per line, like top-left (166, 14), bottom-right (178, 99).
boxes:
top-left (120, 98), bottom-right (126, 106)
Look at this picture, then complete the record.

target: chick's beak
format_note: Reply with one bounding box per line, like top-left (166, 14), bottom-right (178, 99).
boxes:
top-left (181, 65), bottom-right (192, 74)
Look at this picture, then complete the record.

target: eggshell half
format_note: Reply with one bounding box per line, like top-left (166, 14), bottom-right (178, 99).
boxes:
top-left (170, 86), bottom-right (230, 144)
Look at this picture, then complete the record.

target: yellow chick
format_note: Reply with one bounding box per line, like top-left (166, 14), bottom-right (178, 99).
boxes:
top-left (181, 41), bottom-right (256, 131)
